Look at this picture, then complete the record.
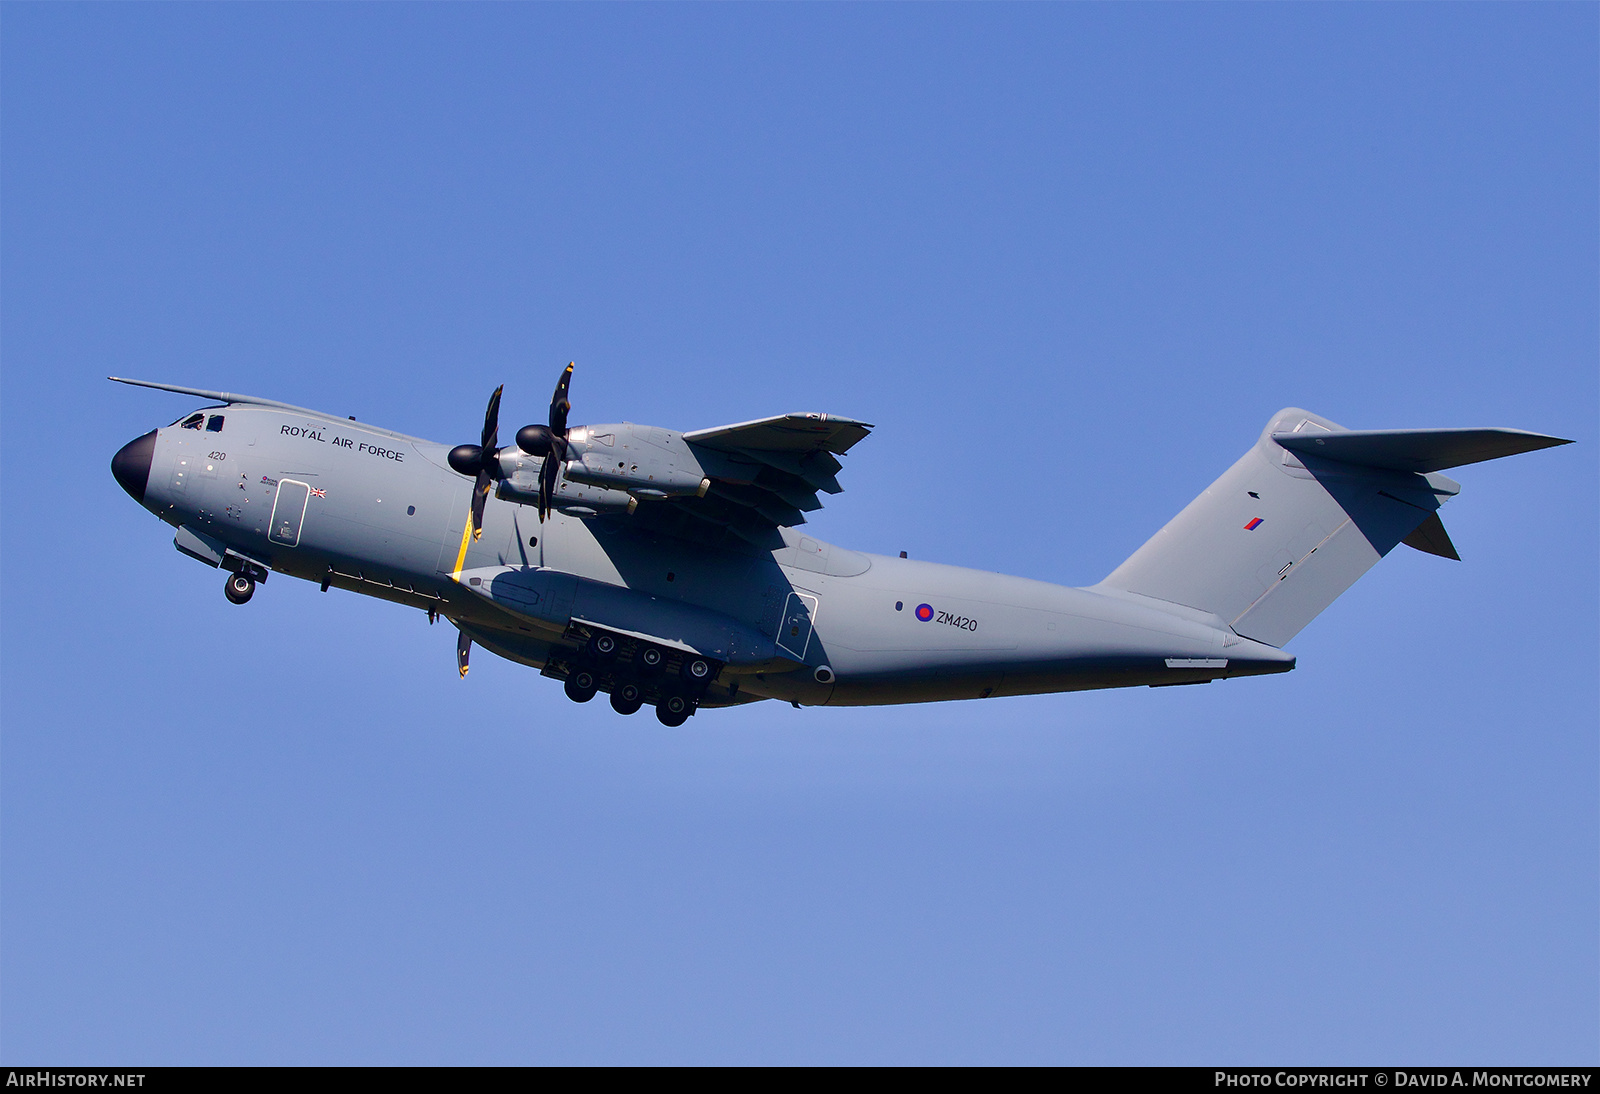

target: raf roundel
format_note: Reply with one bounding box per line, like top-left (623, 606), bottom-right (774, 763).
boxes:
top-left (915, 603), bottom-right (934, 622)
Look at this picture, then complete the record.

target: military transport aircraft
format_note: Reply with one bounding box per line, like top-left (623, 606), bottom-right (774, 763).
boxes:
top-left (110, 367), bottom-right (1570, 726)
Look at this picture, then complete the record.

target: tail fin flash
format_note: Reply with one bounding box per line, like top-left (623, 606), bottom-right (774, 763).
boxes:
top-left (1098, 409), bottom-right (1571, 648)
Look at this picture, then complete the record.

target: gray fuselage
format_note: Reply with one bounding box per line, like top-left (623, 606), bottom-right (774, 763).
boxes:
top-left (115, 402), bottom-right (1294, 709)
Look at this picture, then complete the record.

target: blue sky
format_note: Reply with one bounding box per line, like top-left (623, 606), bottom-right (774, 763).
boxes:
top-left (3, 4), bottom-right (1595, 1064)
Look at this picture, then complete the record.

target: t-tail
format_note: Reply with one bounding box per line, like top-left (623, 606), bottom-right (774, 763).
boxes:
top-left (1097, 408), bottom-right (1572, 648)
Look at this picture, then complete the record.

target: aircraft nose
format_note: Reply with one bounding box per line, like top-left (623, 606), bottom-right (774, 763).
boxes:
top-left (111, 429), bottom-right (157, 503)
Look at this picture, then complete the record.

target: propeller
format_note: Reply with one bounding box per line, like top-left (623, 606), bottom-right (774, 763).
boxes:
top-left (447, 384), bottom-right (504, 540)
top-left (515, 363), bottom-right (575, 523)
top-left (448, 364), bottom-right (576, 535)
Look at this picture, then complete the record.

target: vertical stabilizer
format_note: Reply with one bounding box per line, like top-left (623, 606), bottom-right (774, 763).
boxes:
top-left (1097, 409), bottom-right (1570, 647)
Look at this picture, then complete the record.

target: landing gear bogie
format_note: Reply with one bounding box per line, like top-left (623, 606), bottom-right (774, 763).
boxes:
top-left (554, 629), bottom-right (721, 720)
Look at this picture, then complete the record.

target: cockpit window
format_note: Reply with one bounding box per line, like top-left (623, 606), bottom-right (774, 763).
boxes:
top-left (206, 415), bottom-right (225, 432)
top-left (178, 413), bottom-right (205, 430)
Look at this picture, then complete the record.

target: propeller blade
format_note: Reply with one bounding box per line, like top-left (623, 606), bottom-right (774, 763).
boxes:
top-left (481, 384), bottom-right (504, 454)
top-left (471, 469), bottom-right (492, 539)
top-left (537, 442), bottom-right (560, 523)
top-left (457, 630), bottom-right (472, 678)
top-left (549, 363), bottom-right (573, 435)
top-left (538, 364), bottom-right (575, 522)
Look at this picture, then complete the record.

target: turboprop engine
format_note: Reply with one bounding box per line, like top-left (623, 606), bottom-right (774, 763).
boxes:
top-left (557, 424), bottom-right (712, 500)
top-left (450, 363), bottom-right (715, 522)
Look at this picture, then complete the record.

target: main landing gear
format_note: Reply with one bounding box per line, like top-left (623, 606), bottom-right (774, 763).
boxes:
top-left (556, 632), bottom-right (720, 726)
top-left (224, 572), bottom-right (255, 605)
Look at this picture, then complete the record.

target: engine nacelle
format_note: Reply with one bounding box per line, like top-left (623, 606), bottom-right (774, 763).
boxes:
top-left (563, 424), bottom-right (711, 498)
top-left (496, 473), bottom-right (636, 517)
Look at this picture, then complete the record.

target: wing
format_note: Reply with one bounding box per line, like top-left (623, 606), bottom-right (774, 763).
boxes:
top-left (631, 413), bottom-right (873, 550)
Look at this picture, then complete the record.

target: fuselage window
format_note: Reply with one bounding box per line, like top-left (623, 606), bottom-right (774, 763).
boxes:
top-left (179, 413), bottom-right (205, 430)
top-left (206, 415), bottom-right (225, 432)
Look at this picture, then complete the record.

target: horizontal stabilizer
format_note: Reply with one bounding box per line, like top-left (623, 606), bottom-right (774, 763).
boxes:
top-left (1274, 427), bottom-right (1571, 473)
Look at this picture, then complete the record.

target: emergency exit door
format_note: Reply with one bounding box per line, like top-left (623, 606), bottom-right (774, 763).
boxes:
top-left (269, 479), bottom-right (311, 546)
top-left (776, 591), bottom-right (819, 660)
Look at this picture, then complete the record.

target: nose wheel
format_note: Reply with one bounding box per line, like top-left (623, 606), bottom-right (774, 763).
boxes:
top-left (224, 573), bottom-right (255, 604)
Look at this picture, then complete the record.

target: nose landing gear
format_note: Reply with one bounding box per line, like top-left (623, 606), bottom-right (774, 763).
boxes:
top-left (224, 573), bottom-right (255, 604)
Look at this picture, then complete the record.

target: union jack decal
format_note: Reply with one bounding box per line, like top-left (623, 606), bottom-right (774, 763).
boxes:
top-left (309, 487), bottom-right (326, 498)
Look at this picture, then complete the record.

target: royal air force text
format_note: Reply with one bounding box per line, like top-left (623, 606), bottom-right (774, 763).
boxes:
top-left (281, 426), bottom-right (403, 462)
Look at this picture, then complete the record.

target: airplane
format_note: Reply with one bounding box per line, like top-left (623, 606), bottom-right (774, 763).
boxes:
top-left (109, 367), bottom-right (1571, 727)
